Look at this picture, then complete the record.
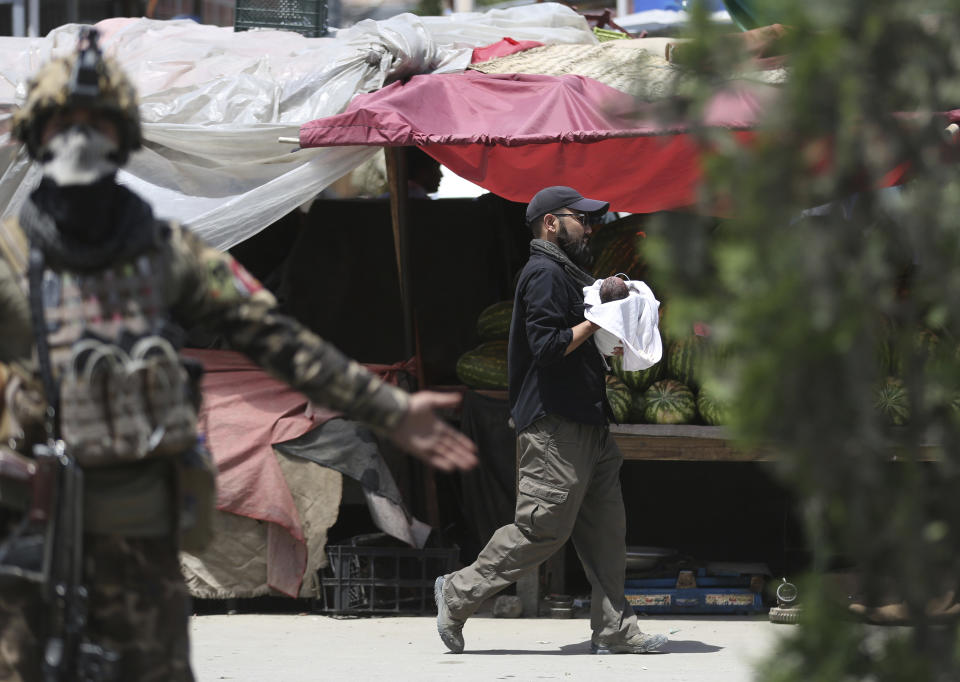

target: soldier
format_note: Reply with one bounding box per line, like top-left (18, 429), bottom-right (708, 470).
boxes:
top-left (0, 29), bottom-right (476, 682)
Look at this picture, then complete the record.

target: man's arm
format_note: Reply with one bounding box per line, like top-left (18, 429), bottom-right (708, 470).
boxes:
top-left (565, 320), bottom-right (600, 356)
top-left (166, 226), bottom-right (476, 472)
top-left (523, 267), bottom-right (597, 364)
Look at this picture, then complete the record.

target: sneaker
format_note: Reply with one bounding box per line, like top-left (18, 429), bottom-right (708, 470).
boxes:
top-left (592, 632), bottom-right (668, 655)
top-left (434, 575), bottom-right (465, 654)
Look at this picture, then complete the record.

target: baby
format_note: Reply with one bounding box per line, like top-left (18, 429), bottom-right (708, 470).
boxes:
top-left (599, 276), bottom-right (629, 303)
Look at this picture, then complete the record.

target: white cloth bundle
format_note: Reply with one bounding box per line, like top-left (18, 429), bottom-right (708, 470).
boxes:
top-left (583, 279), bottom-right (662, 371)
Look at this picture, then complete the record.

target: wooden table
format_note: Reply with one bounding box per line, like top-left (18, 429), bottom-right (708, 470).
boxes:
top-left (610, 424), bottom-right (770, 462)
top-left (462, 390), bottom-right (771, 462)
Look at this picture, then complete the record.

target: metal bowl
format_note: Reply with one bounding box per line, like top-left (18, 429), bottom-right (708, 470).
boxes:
top-left (625, 546), bottom-right (678, 571)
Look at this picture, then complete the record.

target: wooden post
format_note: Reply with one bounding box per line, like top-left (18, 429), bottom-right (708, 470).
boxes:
top-left (386, 147), bottom-right (441, 529)
top-left (385, 147), bottom-right (415, 360)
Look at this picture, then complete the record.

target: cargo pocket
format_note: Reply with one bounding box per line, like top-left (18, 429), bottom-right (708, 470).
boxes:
top-left (516, 477), bottom-right (570, 542)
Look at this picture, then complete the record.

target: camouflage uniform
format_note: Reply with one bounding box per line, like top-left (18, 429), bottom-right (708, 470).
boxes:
top-left (0, 38), bottom-right (410, 682)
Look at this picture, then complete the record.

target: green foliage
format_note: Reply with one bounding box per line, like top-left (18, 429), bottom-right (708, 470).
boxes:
top-left (654, 0), bottom-right (960, 677)
top-left (696, 379), bottom-right (732, 425)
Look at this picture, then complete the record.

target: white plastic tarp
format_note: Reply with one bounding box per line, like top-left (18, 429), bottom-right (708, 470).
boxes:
top-left (0, 4), bottom-right (596, 250)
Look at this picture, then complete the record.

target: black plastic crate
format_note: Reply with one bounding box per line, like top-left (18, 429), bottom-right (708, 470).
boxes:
top-left (234, 0), bottom-right (328, 37)
top-left (318, 544), bottom-right (459, 615)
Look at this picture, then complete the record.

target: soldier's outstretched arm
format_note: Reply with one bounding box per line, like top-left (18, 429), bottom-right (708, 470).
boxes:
top-left (166, 226), bottom-right (477, 472)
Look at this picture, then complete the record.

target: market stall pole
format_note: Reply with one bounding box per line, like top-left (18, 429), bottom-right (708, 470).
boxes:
top-left (275, 138), bottom-right (438, 527)
top-left (384, 146), bottom-right (416, 360)
top-left (386, 146), bottom-right (442, 528)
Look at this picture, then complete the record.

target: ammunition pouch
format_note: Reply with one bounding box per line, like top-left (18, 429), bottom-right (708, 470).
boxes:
top-left (60, 336), bottom-right (197, 467)
top-left (83, 459), bottom-right (176, 537)
top-left (1, 441), bottom-right (215, 547)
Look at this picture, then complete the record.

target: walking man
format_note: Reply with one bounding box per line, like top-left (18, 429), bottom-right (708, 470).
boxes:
top-left (434, 186), bottom-right (667, 655)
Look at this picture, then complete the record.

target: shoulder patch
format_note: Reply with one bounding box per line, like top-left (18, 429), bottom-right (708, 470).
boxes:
top-left (204, 253), bottom-right (264, 302)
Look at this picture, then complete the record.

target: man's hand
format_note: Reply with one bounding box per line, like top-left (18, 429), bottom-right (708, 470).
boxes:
top-left (388, 391), bottom-right (478, 472)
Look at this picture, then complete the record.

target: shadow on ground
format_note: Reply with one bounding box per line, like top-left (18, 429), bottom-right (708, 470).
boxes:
top-left (451, 639), bottom-right (723, 655)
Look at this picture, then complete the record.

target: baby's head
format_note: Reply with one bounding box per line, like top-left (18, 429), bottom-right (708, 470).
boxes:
top-left (599, 276), bottom-right (629, 303)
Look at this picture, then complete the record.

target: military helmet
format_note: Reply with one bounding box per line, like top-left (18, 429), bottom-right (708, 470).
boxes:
top-left (12, 28), bottom-right (142, 164)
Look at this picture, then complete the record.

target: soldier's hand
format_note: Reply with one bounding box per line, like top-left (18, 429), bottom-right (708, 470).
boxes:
top-left (388, 391), bottom-right (478, 472)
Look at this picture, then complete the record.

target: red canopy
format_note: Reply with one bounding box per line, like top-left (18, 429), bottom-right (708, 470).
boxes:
top-left (299, 70), bottom-right (774, 212)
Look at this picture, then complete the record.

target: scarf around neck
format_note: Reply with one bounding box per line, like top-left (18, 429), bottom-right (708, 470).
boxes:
top-left (530, 238), bottom-right (595, 288)
top-left (22, 178), bottom-right (160, 271)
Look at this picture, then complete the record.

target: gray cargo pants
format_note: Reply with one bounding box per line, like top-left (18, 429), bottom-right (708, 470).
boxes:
top-left (442, 413), bottom-right (641, 645)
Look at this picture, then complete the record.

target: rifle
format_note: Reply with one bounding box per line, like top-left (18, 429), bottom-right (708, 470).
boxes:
top-left (0, 439), bottom-right (119, 680)
top-left (31, 439), bottom-right (89, 682)
top-left (41, 446), bottom-right (120, 681)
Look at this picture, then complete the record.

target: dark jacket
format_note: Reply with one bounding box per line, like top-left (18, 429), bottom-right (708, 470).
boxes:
top-left (508, 252), bottom-right (608, 433)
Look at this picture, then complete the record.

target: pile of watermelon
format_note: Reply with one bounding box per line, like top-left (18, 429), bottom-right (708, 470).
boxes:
top-left (589, 215), bottom-right (648, 280)
top-left (606, 332), bottom-right (732, 425)
top-left (870, 315), bottom-right (960, 426)
top-left (457, 298), bottom-right (735, 427)
top-left (455, 301), bottom-right (513, 390)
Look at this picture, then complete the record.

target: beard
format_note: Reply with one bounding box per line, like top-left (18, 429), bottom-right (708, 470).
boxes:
top-left (558, 223), bottom-right (594, 271)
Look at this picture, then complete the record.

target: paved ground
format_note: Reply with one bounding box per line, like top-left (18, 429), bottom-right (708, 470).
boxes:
top-left (191, 613), bottom-right (787, 681)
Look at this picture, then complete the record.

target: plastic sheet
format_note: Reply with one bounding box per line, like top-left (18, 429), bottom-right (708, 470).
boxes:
top-left (0, 4), bottom-right (597, 250)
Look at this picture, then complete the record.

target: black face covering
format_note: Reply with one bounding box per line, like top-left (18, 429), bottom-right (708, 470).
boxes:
top-left (558, 222), bottom-right (594, 271)
top-left (31, 175), bottom-right (121, 244)
top-left (22, 175), bottom-right (159, 272)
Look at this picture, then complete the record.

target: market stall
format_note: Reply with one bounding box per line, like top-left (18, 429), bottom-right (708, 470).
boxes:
top-left (289, 25), bottom-right (954, 605)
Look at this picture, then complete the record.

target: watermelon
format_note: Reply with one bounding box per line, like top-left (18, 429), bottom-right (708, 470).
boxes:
top-left (609, 354), bottom-right (663, 393)
top-left (666, 335), bottom-right (707, 388)
top-left (477, 301), bottom-right (514, 341)
top-left (876, 323), bottom-right (900, 377)
top-left (875, 314), bottom-right (917, 377)
top-left (873, 376), bottom-right (910, 426)
top-left (605, 374), bottom-right (631, 424)
top-left (589, 216), bottom-right (647, 280)
top-left (643, 380), bottom-right (696, 425)
top-left (627, 390), bottom-right (647, 424)
top-left (456, 340), bottom-right (508, 389)
top-left (696, 382), bottom-right (731, 426)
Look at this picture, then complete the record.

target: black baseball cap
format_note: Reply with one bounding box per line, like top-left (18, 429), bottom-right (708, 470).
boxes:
top-left (525, 186), bottom-right (609, 224)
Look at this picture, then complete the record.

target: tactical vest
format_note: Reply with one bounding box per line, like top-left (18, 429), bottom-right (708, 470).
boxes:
top-left (40, 252), bottom-right (198, 466)
top-left (0, 219), bottom-right (215, 548)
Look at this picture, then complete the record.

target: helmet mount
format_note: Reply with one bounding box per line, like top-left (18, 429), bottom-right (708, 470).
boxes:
top-left (68, 28), bottom-right (103, 104)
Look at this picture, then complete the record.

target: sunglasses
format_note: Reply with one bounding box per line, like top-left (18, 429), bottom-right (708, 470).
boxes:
top-left (554, 212), bottom-right (597, 226)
